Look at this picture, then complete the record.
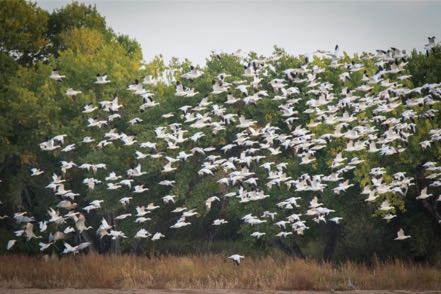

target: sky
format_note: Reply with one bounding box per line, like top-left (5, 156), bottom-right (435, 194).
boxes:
top-left (35, 0), bottom-right (441, 65)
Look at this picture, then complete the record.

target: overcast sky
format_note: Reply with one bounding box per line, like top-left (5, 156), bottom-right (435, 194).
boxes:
top-left (35, 0), bottom-right (441, 65)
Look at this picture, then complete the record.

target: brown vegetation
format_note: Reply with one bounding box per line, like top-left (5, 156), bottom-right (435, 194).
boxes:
top-left (0, 254), bottom-right (440, 290)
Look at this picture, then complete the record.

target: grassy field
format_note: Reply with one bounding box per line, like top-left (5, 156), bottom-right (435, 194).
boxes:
top-left (0, 254), bottom-right (440, 290)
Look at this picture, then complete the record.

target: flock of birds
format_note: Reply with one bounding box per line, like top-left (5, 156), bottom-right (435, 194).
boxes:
top-left (2, 37), bottom-right (441, 265)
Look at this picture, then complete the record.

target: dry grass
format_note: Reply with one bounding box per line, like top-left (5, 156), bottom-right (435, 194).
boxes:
top-left (0, 254), bottom-right (440, 290)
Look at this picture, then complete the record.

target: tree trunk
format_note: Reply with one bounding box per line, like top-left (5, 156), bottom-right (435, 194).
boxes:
top-left (109, 212), bottom-right (121, 254)
top-left (415, 164), bottom-right (441, 228)
top-left (274, 238), bottom-right (305, 258)
top-left (131, 239), bottom-right (142, 256)
top-left (79, 230), bottom-right (96, 253)
top-left (323, 222), bottom-right (340, 262)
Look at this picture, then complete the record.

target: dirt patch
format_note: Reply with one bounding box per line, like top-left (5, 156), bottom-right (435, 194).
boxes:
top-left (1, 290), bottom-right (440, 294)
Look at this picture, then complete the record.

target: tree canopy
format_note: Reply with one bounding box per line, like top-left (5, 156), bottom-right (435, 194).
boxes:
top-left (0, 1), bottom-right (440, 263)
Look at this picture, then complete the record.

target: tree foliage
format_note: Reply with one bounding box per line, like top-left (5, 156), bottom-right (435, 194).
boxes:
top-left (0, 1), bottom-right (440, 263)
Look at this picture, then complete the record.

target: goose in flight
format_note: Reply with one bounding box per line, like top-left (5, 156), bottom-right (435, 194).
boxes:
top-left (96, 218), bottom-right (112, 238)
top-left (225, 93), bottom-right (240, 104)
top-left (135, 228), bottom-right (151, 239)
top-left (425, 36), bottom-right (438, 51)
top-left (39, 221), bottom-right (48, 232)
top-left (329, 217), bottom-right (343, 224)
top-left (250, 232), bottom-right (266, 239)
top-left (105, 172), bottom-right (122, 182)
top-left (146, 202), bottom-right (160, 211)
top-left (140, 141), bottom-right (157, 150)
top-left (82, 136), bottom-right (94, 143)
top-left (394, 228), bottom-right (411, 240)
top-left (115, 213), bottom-right (131, 220)
top-left (49, 70), bottom-right (65, 81)
top-left (162, 162), bottom-right (177, 173)
top-left (14, 213), bottom-right (31, 227)
top-left (205, 196), bottom-right (220, 211)
top-left (213, 219), bottom-right (228, 226)
top-left (40, 139), bottom-right (61, 151)
top-left (333, 180), bottom-right (354, 195)
top-left (135, 216), bottom-right (151, 223)
top-left (52, 134), bottom-right (67, 144)
top-left (416, 187), bottom-right (432, 200)
top-left (47, 208), bottom-right (65, 224)
top-left (119, 197), bottom-right (132, 207)
top-left (62, 242), bottom-right (80, 254)
top-left (127, 164), bottom-right (147, 177)
top-left (276, 231), bottom-right (293, 238)
top-left (227, 254), bottom-right (244, 266)
top-left (383, 214), bottom-right (396, 221)
top-left (379, 200), bottom-right (394, 211)
top-left (151, 232), bottom-right (165, 241)
top-left (83, 103), bottom-right (98, 113)
top-left (135, 206), bottom-right (149, 217)
top-left (30, 168), bottom-right (44, 176)
top-left (107, 182), bottom-right (122, 190)
top-left (428, 36), bottom-right (436, 45)
top-left (162, 195), bottom-right (176, 204)
top-left (175, 81), bottom-right (186, 96)
top-left (66, 88), bottom-right (82, 96)
top-left (212, 80), bottom-right (228, 94)
top-left (119, 179), bottom-right (134, 188)
top-left (95, 73), bottom-right (110, 84)
top-left (133, 184), bottom-right (149, 193)
top-left (170, 220), bottom-right (191, 229)
top-left (184, 87), bottom-right (199, 97)
top-left (61, 144), bottom-right (76, 153)
top-left (159, 180), bottom-right (175, 186)
top-left (181, 65), bottom-right (203, 80)
top-left (6, 240), bottom-right (16, 250)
